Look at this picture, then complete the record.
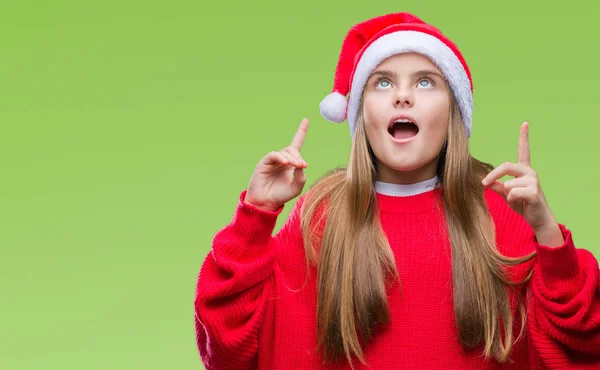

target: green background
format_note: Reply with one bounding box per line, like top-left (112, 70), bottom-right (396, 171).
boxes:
top-left (1, 1), bottom-right (598, 369)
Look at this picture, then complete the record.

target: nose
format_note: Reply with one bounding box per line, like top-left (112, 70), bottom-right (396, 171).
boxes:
top-left (393, 87), bottom-right (414, 108)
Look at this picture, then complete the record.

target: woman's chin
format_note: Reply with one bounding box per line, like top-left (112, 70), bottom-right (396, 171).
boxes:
top-left (380, 158), bottom-right (423, 173)
top-left (377, 154), bottom-right (439, 177)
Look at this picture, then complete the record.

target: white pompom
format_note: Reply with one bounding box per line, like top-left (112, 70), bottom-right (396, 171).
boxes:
top-left (319, 92), bottom-right (347, 123)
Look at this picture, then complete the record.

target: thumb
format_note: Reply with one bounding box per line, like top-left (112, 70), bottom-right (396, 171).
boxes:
top-left (290, 167), bottom-right (306, 197)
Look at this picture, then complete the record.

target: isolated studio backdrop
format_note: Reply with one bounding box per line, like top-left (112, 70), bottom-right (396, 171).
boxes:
top-left (1, 1), bottom-right (599, 369)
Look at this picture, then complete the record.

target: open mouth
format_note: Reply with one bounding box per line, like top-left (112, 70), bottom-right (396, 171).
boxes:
top-left (388, 119), bottom-right (419, 140)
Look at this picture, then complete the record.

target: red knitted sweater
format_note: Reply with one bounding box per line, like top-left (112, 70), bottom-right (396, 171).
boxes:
top-left (194, 187), bottom-right (600, 369)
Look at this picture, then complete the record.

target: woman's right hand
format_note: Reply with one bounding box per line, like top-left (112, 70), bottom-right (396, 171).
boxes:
top-left (244, 118), bottom-right (309, 212)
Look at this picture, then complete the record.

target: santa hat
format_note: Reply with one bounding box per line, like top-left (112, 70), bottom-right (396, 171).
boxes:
top-left (319, 12), bottom-right (474, 138)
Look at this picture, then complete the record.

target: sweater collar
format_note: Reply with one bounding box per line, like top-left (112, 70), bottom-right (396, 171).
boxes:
top-left (375, 176), bottom-right (443, 214)
top-left (375, 176), bottom-right (439, 196)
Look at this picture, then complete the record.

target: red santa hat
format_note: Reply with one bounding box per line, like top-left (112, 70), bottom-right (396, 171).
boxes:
top-left (319, 12), bottom-right (474, 138)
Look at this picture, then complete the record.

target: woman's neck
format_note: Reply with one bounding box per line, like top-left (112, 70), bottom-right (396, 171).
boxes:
top-left (375, 158), bottom-right (439, 185)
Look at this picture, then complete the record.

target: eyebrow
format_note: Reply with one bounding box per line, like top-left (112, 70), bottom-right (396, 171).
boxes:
top-left (367, 69), bottom-right (445, 81)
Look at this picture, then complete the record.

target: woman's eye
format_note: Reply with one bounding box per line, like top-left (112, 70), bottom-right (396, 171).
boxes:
top-left (376, 79), bottom-right (391, 89)
top-left (374, 77), bottom-right (435, 89)
top-left (418, 78), bottom-right (434, 88)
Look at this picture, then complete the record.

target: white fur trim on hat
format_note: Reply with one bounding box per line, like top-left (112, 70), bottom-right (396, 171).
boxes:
top-left (347, 31), bottom-right (473, 137)
top-left (319, 91), bottom-right (348, 123)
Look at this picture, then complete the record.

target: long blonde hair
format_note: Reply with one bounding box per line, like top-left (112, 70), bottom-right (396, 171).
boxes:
top-left (299, 91), bottom-right (537, 367)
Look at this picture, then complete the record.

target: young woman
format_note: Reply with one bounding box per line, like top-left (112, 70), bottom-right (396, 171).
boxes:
top-left (194, 12), bottom-right (600, 369)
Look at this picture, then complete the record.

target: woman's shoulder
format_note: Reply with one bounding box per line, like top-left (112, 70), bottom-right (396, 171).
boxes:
top-left (483, 187), bottom-right (506, 212)
top-left (275, 188), bottom-right (320, 242)
top-left (484, 187), bottom-right (519, 221)
top-left (483, 186), bottom-right (528, 227)
top-left (483, 187), bottom-right (536, 256)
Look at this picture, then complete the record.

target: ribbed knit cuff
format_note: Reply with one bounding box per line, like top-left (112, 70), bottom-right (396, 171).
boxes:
top-left (534, 223), bottom-right (584, 292)
top-left (220, 190), bottom-right (285, 259)
top-left (238, 189), bottom-right (285, 217)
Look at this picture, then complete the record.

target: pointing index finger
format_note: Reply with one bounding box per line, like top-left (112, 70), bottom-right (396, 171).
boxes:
top-left (291, 118), bottom-right (309, 152)
top-left (518, 121), bottom-right (530, 166)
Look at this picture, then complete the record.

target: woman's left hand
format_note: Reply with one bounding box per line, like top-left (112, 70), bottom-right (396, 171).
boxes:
top-left (482, 122), bottom-right (563, 245)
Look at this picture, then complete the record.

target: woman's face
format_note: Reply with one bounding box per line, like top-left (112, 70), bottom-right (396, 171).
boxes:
top-left (362, 52), bottom-right (451, 184)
